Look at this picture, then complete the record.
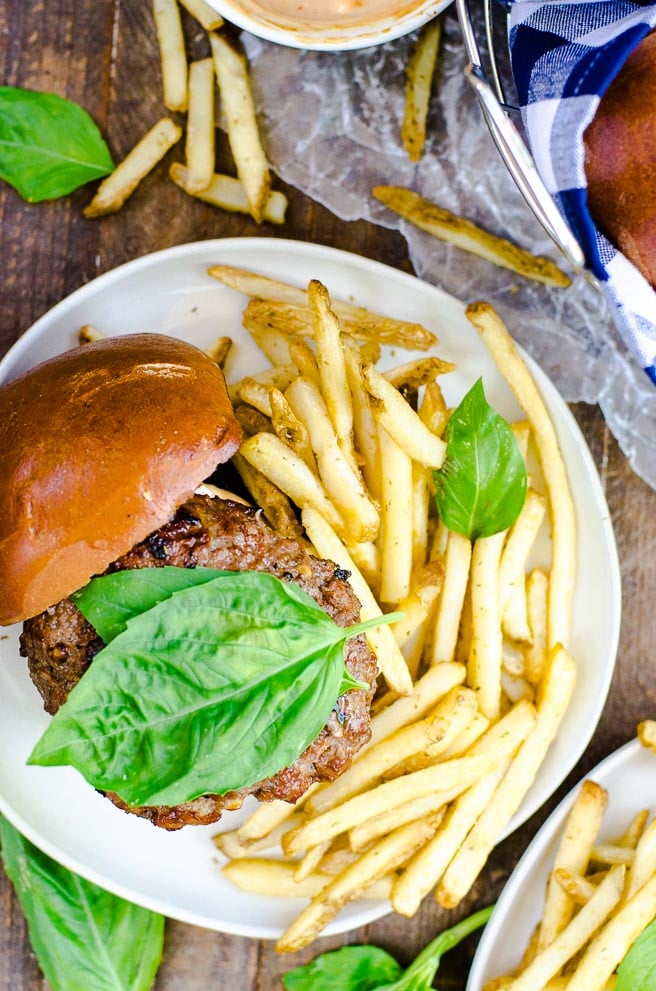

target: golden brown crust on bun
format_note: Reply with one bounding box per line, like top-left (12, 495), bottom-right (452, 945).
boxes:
top-left (0, 333), bottom-right (242, 625)
top-left (584, 30), bottom-right (656, 287)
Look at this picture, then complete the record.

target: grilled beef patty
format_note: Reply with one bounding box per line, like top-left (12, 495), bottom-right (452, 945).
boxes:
top-left (20, 495), bottom-right (377, 829)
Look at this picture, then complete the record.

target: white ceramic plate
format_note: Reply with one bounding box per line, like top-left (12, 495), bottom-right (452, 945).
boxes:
top-left (467, 739), bottom-right (655, 989)
top-left (205, 0), bottom-right (450, 52)
top-left (0, 238), bottom-right (620, 939)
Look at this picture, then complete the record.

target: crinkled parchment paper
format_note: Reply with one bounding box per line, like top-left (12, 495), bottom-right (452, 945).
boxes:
top-left (241, 8), bottom-right (656, 489)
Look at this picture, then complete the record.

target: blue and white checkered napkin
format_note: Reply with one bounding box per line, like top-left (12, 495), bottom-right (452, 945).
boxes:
top-left (507, 1), bottom-right (656, 383)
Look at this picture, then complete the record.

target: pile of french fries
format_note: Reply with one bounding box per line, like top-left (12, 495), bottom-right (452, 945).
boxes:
top-left (199, 265), bottom-right (578, 952)
top-left (85, 0), bottom-right (283, 222)
top-left (487, 737), bottom-right (656, 991)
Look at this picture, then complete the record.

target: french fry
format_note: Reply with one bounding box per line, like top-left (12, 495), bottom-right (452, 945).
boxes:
top-left (214, 815), bottom-right (302, 857)
top-left (205, 335), bottom-right (232, 368)
top-left (84, 118), bottom-right (182, 217)
top-left (240, 433), bottom-right (344, 534)
top-left (361, 358), bottom-right (446, 468)
top-left (223, 858), bottom-right (393, 901)
top-left (209, 33), bottom-right (270, 223)
top-left (178, 0), bottom-right (223, 30)
top-left (295, 840), bottom-right (332, 882)
top-left (436, 645), bottom-right (576, 908)
top-left (524, 568), bottom-right (549, 683)
top-left (565, 872), bottom-right (656, 991)
top-left (244, 324), bottom-right (293, 367)
top-left (231, 451), bottom-right (303, 540)
top-left (288, 338), bottom-right (320, 383)
top-left (378, 424), bottom-right (414, 603)
top-left (233, 403), bottom-right (272, 438)
top-left (430, 530), bottom-right (472, 664)
top-left (373, 186), bottom-right (571, 288)
top-left (619, 809), bottom-right (650, 849)
top-left (638, 719), bottom-right (656, 753)
top-left (286, 377), bottom-right (379, 543)
top-left (78, 324), bottom-right (105, 345)
top-left (369, 661), bottom-right (466, 747)
top-left (170, 164), bottom-right (288, 223)
top-left (153, 0), bottom-right (188, 112)
top-left (307, 280), bottom-right (356, 470)
top-left (537, 779), bottom-right (609, 950)
top-left (467, 302), bottom-right (576, 650)
top-left (270, 388), bottom-right (316, 471)
top-left (553, 868), bottom-right (597, 905)
top-left (590, 844), bottom-right (635, 867)
top-left (505, 865), bottom-right (626, 991)
top-left (624, 816), bottom-right (656, 900)
top-left (236, 794), bottom-right (314, 844)
top-left (344, 345), bottom-right (381, 502)
top-left (207, 266), bottom-right (438, 350)
top-left (350, 797), bottom-right (446, 852)
top-left (392, 561), bottom-right (443, 651)
top-left (502, 582), bottom-right (532, 645)
top-left (301, 505), bottom-right (413, 696)
top-left (394, 700), bottom-right (537, 916)
top-left (411, 463), bottom-right (431, 574)
top-left (276, 815), bottom-right (442, 952)
top-left (498, 489), bottom-right (547, 615)
top-left (383, 356), bottom-right (455, 391)
top-left (185, 58), bottom-right (215, 193)
top-left (306, 685), bottom-right (477, 816)
top-left (282, 755), bottom-right (491, 856)
top-left (419, 379), bottom-right (449, 437)
top-left (468, 531), bottom-right (506, 720)
top-left (401, 18), bottom-right (441, 162)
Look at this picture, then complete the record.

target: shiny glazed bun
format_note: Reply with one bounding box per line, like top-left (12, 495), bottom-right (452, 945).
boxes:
top-left (0, 333), bottom-right (242, 625)
top-left (584, 30), bottom-right (656, 287)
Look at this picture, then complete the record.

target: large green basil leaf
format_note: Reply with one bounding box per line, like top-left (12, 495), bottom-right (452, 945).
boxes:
top-left (282, 945), bottom-right (402, 991)
top-left (433, 378), bottom-right (527, 540)
top-left (29, 569), bottom-right (384, 807)
top-left (0, 87), bottom-right (114, 202)
top-left (0, 817), bottom-right (163, 991)
top-left (282, 905), bottom-right (493, 991)
top-left (616, 918), bottom-right (656, 991)
top-left (71, 566), bottom-right (227, 644)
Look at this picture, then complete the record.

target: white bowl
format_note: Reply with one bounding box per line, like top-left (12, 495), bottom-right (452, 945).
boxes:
top-left (467, 739), bottom-right (656, 990)
top-left (205, 0), bottom-right (450, 51)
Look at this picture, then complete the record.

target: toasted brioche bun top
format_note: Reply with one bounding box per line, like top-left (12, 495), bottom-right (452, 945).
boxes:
top-left (0, 333), bottom-right (242, 625)
top-left (584, 30), bottom-right (656, 287)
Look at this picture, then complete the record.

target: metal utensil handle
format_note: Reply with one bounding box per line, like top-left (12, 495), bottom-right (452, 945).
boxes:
top-left (456, 0), bottom-right (586, 273)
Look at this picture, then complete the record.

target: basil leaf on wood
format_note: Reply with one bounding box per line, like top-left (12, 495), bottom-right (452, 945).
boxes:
top-left (30, 569), bottom-right (393, 807)
top-left (616, 918), bottom-right (656, 991)
top-left (433, 378), bottom-right (527, 540)
top-left (0, 817), bottom-right (164, 991)
top-left (0, 87), bottom-right (114, 202)
top-left (282, 945), bottom-right (402, 991)
top-left (282, 905), bottom-right (493, 991)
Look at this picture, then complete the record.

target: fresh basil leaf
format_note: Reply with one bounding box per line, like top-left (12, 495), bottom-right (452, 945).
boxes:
top-left (433, 378), bottom-right (527, 540)
top-left (282, 945), bottom-right (402, 991)
top-left (29, 570), bottom-right (390, 807)
top-left (72, 566), bottom-right (229, 643)
top-left (282, 905), bottom-right (493, 991)
top-left (379, 904), bottom-right (494, 990)
top-left (616, 918), bottom-right (656, 991)
top-left (0, 817), bottom-right (163, 991)
top-left (0, 87), bottom-right (114, 202)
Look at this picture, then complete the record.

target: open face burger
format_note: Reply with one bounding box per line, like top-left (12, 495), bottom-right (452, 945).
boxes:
top-left (0, 333), bottom-right (377, 830)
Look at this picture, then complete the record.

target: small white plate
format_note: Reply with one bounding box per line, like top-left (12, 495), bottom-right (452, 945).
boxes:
top-left (204, 0), bottom-right (450, 52)
top-left (0, 238), bottom-right (620, 939)
top-left (467, 738), bottom-right (655, 989)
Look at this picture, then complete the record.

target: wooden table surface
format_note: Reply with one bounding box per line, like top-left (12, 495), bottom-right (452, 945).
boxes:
top-left (2, 2), bottom-right (656, 988)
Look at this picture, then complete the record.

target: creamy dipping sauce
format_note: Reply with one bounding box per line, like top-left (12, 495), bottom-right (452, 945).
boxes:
top-left (230, 0), bottom-right (421, 28)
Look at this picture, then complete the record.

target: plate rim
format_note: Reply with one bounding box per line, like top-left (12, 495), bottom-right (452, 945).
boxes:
top-left (466, 737), bottom-right (642, 990)
top-left (0, 236), bottom-right (622, 938)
